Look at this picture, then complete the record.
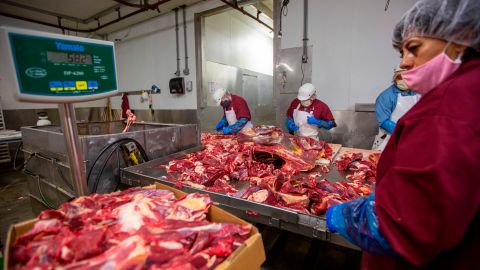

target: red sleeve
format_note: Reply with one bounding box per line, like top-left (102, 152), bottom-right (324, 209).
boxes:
top-left (286, 99), bottom-right (300, 118)
top-left (231, 95), bottom-right (251, 120)
top-left (375, 117), bottom-right (480, 266)
top-left (312, 100), bottom-right (335, 121)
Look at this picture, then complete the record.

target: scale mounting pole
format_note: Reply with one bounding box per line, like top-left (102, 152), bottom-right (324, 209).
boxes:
top-left (58, 103), bottom-right (87, 196)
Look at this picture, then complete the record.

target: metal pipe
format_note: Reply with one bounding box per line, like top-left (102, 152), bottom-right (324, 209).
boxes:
top-left (113, 0), bottom-right (167, 9)
top-left (0, 8), bottom-right (144, 33)
top-left (302, 0), bottom-right (309, 63)
top-left (220, 0), bottom-right (273, 31)
top-left (182, 5), bottom-right (190, 75)
top-left (0, 0), bottom-right (84, 23)
top-left (58, 103), bottom-right (87, 196)
top-left (174, 7), bottom-right (181, 76)
top-left (0, 0), bottom-right (172, 33)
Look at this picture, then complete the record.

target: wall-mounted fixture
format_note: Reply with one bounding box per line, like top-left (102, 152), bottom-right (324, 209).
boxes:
top-left (151, 84), bottom-right (161, 93)
top-left (169, 77), bottom-right (185, 94)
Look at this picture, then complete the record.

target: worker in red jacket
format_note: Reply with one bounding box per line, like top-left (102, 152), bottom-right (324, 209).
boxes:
top-left (285, 83), bottom-right (336, 140)
top-left (213, 88), bottom-right (253, 135)
top-left (326, 0), bottom-right (480, 269)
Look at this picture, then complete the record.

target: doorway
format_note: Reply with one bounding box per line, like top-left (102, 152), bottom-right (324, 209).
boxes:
top-left (195, 1), bottom-right (275, 131)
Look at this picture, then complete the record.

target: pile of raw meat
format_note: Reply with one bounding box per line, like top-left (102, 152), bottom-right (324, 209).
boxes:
top-left (11, 187), bottom-right (251, 270)
top-left (164, 129), bottom-right (377, 216)
top-left (336, 151), bottom-right (380, 184)
top-left (237, 125), bottom-right (285, 145)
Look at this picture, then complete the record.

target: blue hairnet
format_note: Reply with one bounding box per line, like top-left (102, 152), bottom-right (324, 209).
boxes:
top-left (393, 0), bottom-right (480, 51)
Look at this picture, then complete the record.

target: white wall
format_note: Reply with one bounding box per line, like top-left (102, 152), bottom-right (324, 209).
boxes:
top-left (0, 16), bottom-right (108, 110)
top-left (108, 0), bottom-right (223, 110)
top-left (281, 0), bottom-right (416, 110)
top-left (205, 10), bottom-right (273, 76)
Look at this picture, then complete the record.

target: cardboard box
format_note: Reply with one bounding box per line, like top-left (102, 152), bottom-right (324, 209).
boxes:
top-left (5, 182), bottom-right (266, 270)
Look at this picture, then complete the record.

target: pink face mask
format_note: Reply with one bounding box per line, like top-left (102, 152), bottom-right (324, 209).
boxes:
top-left (402, 47), bottom-right (462, 95)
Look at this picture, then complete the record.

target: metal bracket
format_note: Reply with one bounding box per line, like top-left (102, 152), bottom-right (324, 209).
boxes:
top-left (312, 217), bottom-right (327, 239)
top-left (268, 217), bottom-right (281, 228)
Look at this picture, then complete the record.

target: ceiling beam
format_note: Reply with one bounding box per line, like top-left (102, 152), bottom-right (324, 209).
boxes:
top-left (220, 0), bottom-right (273, 31)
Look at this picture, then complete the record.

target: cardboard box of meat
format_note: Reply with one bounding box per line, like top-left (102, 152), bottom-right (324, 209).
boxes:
top-left (4, 182), bottom-right (265, 270)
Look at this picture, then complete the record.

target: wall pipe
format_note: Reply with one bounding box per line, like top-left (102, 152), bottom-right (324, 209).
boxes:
top-left (219, 0), bottom-right (273, 31)
top-left (173, 7), bottom-right (181, 76)
top-left (182, 5), bottom-right (190, 75)
top-left (302, 0), bottom-right (309, 63)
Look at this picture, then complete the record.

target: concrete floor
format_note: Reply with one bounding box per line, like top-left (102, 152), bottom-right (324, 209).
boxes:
top-left (0, 167), bottom-right (361, 269)
top-left (0, 167), bottom-right (35, 254)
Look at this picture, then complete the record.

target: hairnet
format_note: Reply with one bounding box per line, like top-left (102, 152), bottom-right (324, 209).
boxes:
top-left (393, 0), bottom-right (480, 51)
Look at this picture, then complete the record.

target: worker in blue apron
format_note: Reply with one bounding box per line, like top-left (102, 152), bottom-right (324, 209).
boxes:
top-left (213, 88), bottom-right (253, 135)
top-left (285, 83), bottom-right (336, 140)
top-left (372, 69), bottom-right (420, 151)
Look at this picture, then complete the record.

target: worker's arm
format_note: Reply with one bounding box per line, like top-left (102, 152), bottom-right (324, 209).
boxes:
top-left (223, 117), bottom-right (249, 135)
top-left (310, 100), bottom-right (337, 130)
top-left (375, 116), bottom-right (480, 266)
top-left (375, 87), bottom-right (397, 134)
top-left (326, 194), bottom-right (396, 256)
top-left (307, 117), bottom-right (336, 130)
top-left (286, 99), bottom-right (299, 119)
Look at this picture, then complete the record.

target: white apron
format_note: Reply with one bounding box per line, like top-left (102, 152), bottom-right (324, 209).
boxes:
top-left (225, 108), bottom-right (253, 130)
top-left (293, 104), bottom-right (319, 140)
top-left (373, 94), bottom-right (420, 151)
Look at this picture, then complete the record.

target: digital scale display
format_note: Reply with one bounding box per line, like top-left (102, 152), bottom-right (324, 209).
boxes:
top-left (47, 51), bottom-right (93, 65)
top-left (1, 26), bottom-right (118, 103)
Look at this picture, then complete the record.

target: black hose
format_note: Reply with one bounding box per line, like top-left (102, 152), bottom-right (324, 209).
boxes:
top-left (23, 169), bottom-right (57, 209)
top-left (13, 142), bottom-right (23, 170)
top-left (92, 139), bottom-right (148, 193)
top-left (87, 138), bottom-right (148, 193)
top-left (86, 138), bottom-right (138, 187)
top-left (113, 148), bottom-right (122, 191)
top-left (34, 152), bottom-right (74, 191)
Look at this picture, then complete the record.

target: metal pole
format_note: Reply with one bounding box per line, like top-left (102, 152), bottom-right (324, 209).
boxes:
top-left (302, 0), bottom-right (309, 63)
top-left (58, 103), bottom-right (88, 196)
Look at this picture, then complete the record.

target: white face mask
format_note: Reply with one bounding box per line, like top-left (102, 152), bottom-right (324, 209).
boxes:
top-left (395, 79), bottom-right (409, 91)
top-left (301, 99), bottom-right (312, 107)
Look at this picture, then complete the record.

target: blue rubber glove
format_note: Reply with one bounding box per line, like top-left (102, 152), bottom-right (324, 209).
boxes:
top-left (307, 116), bottom-right (335, 130)
top-left (285, 118), bottom-right (299, 132)
top-left (380, 119), bottom-right (396, 134)
top-left (326, 194), bottom-right (395, 256)
top-left (216, 117), bottom-right (228, 131)
top-left (222, 126), bottom-right (232, 135)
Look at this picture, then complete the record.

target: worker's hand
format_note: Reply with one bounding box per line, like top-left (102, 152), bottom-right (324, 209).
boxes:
top-left (307, 116), bottom-right (335, 129)
top-left (216, 118), bottom-right (228, 131)
top-left (286, 118), bottom-right (299, 132)
top-left (326, 194), bottom-right (395, 256)
top-left (307, 116), bottom-right (322, 126)
top-left (222, 126), bottom-right (232, 135)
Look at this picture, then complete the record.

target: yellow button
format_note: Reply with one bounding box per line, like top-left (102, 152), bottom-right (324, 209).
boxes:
top-left (50, 87), bottom-right (63, 92)
top-left (76, 81), bottom-right (87, 90)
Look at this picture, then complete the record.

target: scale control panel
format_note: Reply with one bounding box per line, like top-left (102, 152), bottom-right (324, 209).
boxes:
top-left (1, 26), bottom-right (118, 103)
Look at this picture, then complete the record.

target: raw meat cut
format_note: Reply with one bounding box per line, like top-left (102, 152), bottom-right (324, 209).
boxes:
top-left (237, 125), bottom-right (285, 145)
top-left (336, 151), bottom-right (380, 185)
top-left (11, 187), bottom-right (251, 270)
top-left (287, 135), bottom-right (334, 163)
top-left (336, 152), bottom-right (364, 171)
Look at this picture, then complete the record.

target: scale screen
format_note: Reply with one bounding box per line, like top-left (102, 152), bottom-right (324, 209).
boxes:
top-left (2, 26), bottom-right (118, 103)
